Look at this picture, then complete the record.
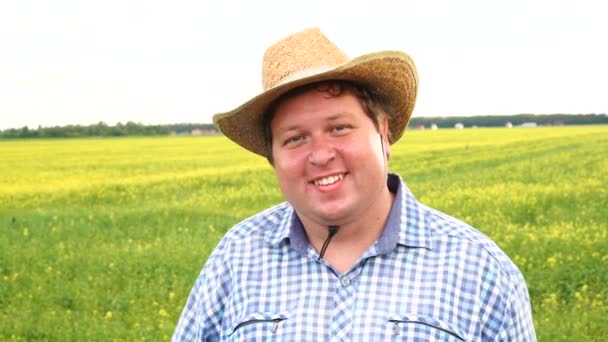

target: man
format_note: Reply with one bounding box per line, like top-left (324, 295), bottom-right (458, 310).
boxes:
top-left (173, 28), bottom-right (536, 341)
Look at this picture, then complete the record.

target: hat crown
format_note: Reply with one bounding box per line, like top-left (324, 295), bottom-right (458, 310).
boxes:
top-left (262, 28), bottom-right (349, 90)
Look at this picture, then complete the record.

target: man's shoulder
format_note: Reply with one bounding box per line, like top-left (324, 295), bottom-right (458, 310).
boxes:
top-left (222, 202), bottom-right (292, 242)
top-left (420, 204), bottom-right (521, 277)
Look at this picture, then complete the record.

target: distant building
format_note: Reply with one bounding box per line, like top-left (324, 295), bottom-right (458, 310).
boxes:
top-left (454, 123), bottom-right (464, 129)
top-left (553, 120), bottom-right (565, 126)
top-left (415, 124), bottom-right (425, 130)
top-left (521, 122), bottom-right (538, 128)
top-left (506, 122), bottom-right (513, 128)
top-left (170, 128), bottom-right (218, 136)
top-left (431, 123), bottom-right (438, 130)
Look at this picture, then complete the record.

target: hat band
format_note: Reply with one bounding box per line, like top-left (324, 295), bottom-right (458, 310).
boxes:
top-left (272, 65), bottom-right (336, 89)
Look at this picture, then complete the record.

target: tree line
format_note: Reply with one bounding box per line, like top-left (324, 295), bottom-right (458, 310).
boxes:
top-left (1, 114), bottom-right (606, 139)
top-left (0, 121), bottom-right (219, 139)
top-left (408, 113), bottom-right (608, 128)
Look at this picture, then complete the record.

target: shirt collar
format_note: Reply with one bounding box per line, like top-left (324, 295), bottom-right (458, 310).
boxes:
top-left (386, 173), bottom-right (433, 251)
top-left (264, 173), bottom-right (433, 252)
top-left (264, 208), bottom-right (311, 255)
top-left (263, 203), bottom-right (293, 246)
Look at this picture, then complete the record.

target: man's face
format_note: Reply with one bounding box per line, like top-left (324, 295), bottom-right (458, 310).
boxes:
top-left (270, 88), bottom-right (391, 227)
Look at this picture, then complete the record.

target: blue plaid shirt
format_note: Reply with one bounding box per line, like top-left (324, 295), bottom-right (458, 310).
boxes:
top-left (173, 173), bottom-right (536, 341)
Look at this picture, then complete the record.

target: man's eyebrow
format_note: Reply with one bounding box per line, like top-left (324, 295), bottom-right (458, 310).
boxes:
top-left (326, 112), bottom-right (354, 120)
top-left (275, 124), bottom-right (301, 134)
top-left (275, 112), bottom-right (355, 133)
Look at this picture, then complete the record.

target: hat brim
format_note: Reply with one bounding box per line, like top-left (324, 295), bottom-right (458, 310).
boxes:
top-left (213, 51), bottom-right (418, 157)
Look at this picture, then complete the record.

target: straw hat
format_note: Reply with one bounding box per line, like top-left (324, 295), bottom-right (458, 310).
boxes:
top-left (212, 28), bottom-right (418, 157)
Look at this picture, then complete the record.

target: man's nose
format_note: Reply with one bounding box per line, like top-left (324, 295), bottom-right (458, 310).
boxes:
top-left (308, 136), bottom-right (335, 166)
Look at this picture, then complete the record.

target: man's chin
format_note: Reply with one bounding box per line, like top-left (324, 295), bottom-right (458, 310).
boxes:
top-left (314, 209), bottom-right (351, 226)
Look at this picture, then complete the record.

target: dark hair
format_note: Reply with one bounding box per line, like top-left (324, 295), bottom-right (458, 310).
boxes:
top-left (261, 80), bottom-right (391, 165)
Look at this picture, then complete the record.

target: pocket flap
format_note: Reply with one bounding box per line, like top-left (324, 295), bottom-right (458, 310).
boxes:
top-left (389, 314), bottom-right (465, 340)
top-left (229, 312), bottom-right (288, 336)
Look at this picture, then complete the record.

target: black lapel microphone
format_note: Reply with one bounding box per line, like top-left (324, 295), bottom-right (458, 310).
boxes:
top-left (318, 225), bottom-right (339, 260)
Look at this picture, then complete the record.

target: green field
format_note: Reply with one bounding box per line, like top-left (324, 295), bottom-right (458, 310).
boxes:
top-left (1, 126), bottom-right (607, 341)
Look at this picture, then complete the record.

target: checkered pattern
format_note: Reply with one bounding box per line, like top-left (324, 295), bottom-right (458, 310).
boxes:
top-left (173, 174), bottom-right (536, 341)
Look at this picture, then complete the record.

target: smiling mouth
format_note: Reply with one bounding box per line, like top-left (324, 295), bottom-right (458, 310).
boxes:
top-left (312, 173), bottom-right (344, 186)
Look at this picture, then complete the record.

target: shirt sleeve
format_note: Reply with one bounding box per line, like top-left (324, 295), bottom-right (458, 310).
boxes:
top-left (172, 242), bottom-right (232, 341)
top-left (494, 271), bottom-right (537, 342)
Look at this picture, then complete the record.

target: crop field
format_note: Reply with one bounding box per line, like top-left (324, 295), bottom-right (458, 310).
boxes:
top-left (1, 125), bottom-right (607, 341)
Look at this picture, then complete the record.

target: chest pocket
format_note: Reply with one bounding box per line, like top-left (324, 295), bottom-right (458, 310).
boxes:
top-left (227, 312), bottom-right (288, 341)
top-left (388, 314), bottom-right (465, 341)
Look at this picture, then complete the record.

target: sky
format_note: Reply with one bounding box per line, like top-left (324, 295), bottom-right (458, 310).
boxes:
top-left (0, 0), bottom-right (606, 130)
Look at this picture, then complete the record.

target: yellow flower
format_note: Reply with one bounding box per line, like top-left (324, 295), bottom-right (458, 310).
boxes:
top-left (543, 293), bottom-right (558, 306)
top-left (105, 311), bottom-right (113, 319)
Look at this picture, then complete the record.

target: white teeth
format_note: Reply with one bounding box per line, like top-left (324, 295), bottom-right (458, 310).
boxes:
top-left (313, 174), bottom-right (343, 186)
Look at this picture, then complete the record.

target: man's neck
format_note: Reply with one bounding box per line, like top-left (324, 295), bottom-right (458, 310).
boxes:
top-left (302, 189), bottom-right (396, 274)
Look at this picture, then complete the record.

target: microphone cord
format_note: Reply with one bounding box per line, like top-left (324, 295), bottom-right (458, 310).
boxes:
top-left (318, 225), bottom-right (339, 260)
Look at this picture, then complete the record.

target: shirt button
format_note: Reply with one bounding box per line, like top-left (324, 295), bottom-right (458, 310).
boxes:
top-left (340, 277), bottom-right (350, 287)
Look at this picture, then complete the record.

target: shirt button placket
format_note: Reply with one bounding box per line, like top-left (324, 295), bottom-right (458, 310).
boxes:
top-left (329, 275), bottom-right (355, 341)
top-left (340, 276), bottom-right (350, 287)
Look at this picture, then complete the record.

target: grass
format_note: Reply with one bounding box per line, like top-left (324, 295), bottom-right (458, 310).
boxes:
top-left (1, 126), bottom-right (607, 341)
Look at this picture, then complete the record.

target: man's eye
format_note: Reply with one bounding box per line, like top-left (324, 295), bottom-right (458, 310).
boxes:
top-left (333, 125), bottom-right (351, 133)
top-left (284, 135), bottom-right (303, 146)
